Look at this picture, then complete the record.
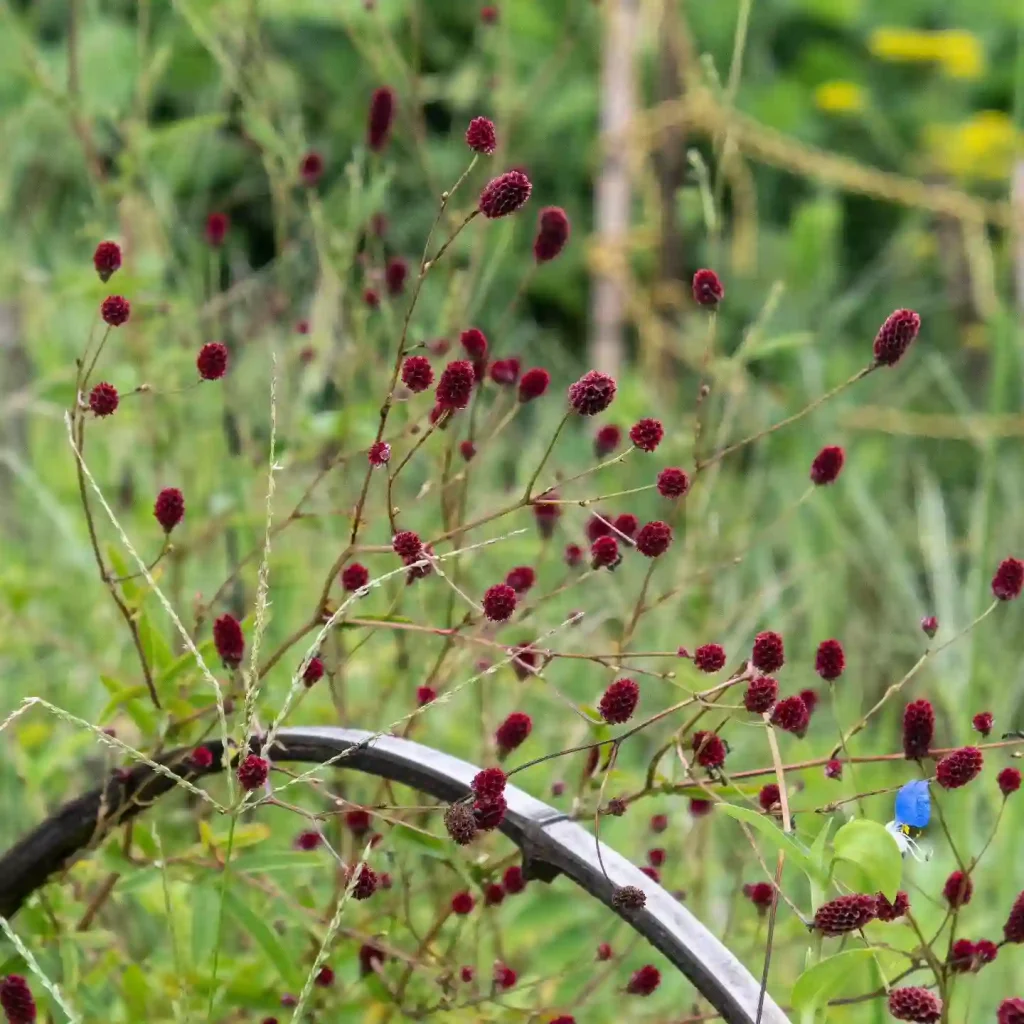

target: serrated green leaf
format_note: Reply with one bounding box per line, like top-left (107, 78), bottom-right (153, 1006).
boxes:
top-left (832, 820), bottom-right (901, 900)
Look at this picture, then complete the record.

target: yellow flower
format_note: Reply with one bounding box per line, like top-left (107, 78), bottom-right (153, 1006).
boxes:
top-left (925, 111), bottom-right (1020, 181)
top-left (869, 27), bottom-right (985, 80)
top-left (933, 30), bottom-right (985, 79)
top-left (814, 81), bottom-right (866, 114)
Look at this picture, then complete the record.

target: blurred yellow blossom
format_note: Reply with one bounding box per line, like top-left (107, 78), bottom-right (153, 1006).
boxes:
top-left (814, 81), bottom-right (866, 114)
top-left (869, 28), bottom-right (985, 79)
top-left (925, 111), bottom-right (1021, 181)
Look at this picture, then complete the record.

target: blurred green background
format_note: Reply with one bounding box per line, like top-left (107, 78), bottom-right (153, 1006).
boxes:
top-left (1, 0), bottom-right (1023, 1021)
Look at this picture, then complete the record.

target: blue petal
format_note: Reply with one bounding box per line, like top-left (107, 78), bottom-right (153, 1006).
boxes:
top-left (894, 779), bottom-right (931, 829)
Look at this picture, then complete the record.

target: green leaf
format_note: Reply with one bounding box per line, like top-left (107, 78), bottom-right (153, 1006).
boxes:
top-left (715, 804), bottom-right (825, 884)
top-left (808, 818), bottom-right (833, 912)
top-left (791, 949), bottom-right (878, 1015)
top-left (219, 885), bottom-right (302, 990)
top-left (832, 820), bottom-right (902, 900)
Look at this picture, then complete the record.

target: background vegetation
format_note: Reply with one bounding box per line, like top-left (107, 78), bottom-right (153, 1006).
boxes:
top-left (0, 0), bottom-right (1022, 1021)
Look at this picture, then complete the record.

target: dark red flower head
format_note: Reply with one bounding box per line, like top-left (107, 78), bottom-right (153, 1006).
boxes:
top-left (436, 360), bottom-right (475, 409)
top-left (743, 881), bottom-right (774, 912)
top-left (459, 440), bottom-right (476, 461)
top-left (510, 644), bottom-right (538, 680)
top-left (771, 695), bottom-right (810, 737)
top-left (479, 170), bottom-right (532, 218)
top-left (694, 643), bottom-right (726, 673)
top-left (875, 890), bottom-right (909, 921)
top-left (564, 543), bottom-right (583, 567)
top-left (154, 488), bottom-right (185, 533)
top-left (0, 975), bottom-right (36, 1024)
top-left (657, 467), bottom-right (690, 498)
top-left (300, 151), bottom-right (324, 186)
top-left (495, 712), bottom-right (531, 755)
top-left (612, 885), bottom-right (646, 911)
top-left (493, 962), bottom-right (516, 990)
top-left (93, 241), bottom-right (122, 282)
top-left (998, 766), bottom-right (1022, 796)
top-left (534, 206), bottom-right (570, 263)
top-left (295, 830), bottom-right (321, 851)
top-left (992, 557), bottom-right (1024, 600)
top-left (973, 939), bottom-right (997, 968)
top-left (903, 699), bottom-right (935, 759)
top-left (213, 613), bottom-right (245, 668)
top-left (651, 816), bottom-right (668, 833)
top-left (490, 357), bottom-right (520, 385)
top-left (936, 746), bottom-right (983, 789)
top-left (810, 445), bottom-right (845, 485)
top-left (482, 583), bottom-right (517, 622)
top-left (758, 783), bottom-right (781, 813)
top-left (367, 87), bottom-right (395, 151)
top-left (824, 758), bottom-right (843, 780)
top-left (636, 520), bottom-right (672, 557)
top-left (1005, 891), bottom-right (1024, 942)
top-left (341, 563), bottom-right (369, 592)
top-left (943, 870), bottom-right (973, 908)
top-left (190, 746), bottom-right (214, 769)
top-left (518, 367), bottom-right (550, 402)
top-left (800, 688), bottom-right (819, 716)
top-left (401, 355), bottom-right (433, 393)
top-left (504, 566), bottom-right (535, 594)
top-left (692, 268), bottom-right (724, 306)
top-left (594, 424), bottom-right (621, 457)
top-left (465, 116), bottom-right (497, 155)
top-left (690, 798), bottom-right (713, 816)
top-left (197, 341), bottom-right (229, 380)
top-left (693, 730), bottom-right (726, 768)
top-left (921, 615), bottom-right (938, 637)
top-left (815, 639), bottom-right (845, 681)
top-left (744, 676), bottom-right (778, 713)
top-left (363, 287), bottom-right (380, 309)
top-left (626, 965), bottom-right (660, 996)
top-left (568, 370), bottom-right (617, 415)
top-left (444, 802), bottom-right (477, 845)
top-left (532, 493), bottom-right (561, 538)
top-left (887, 987), bottom-right (941, 1023)
top-left (303, 656), bottom-right (324, 686)
top-left (472, 767), bottom-right (507, 800)
top-left (752, 631), bottom-right (784, 673)
top-left (586, 513), bottom-right (613, 541)
top-left (599, 677), bottom-right (639, 724)
top-left (873, 309), bottom-right (921, 367)
top-left (613, 513), bottom-right (638, 539)
top-left (205, 212), bottom-right (229, 246)
top-left (998, 999), bottom-right (1024, 1024)
top-left (88, 381), bottom-right (119, 417)
top-left (647, 848), bottom-right (666, 867)
top-left (473, 794), bottom-right (507, 830)
top-left (973, 711), bottom-right (993, 737)
top-left (385, 257), bottom-right (408, 295)
top-left (460, 328), bottom-right (488, 360)
top-left (350, 864), bottom-right (378, 900)
top-left (368, 441), bottom-right (391, 467)
top-left (590, 535), bottom-right (621, 570)
top-left (503, 864), bottom-right (526, 893)
top-left (814, 893), bottom-right (877, 935)
top-left (392, 530), bottom-right (422, 560)
top-left (451, 890), bottom-right (475, 915)
top-left (480, 4), bottom-right (498, 22)
top-left (629, 418), bottom-right (664, 452)
top-left (101, 295), bottom-right (130, 327)
top-left (484, 881), bottom-right (504, 906)
top-left (417, 685), bottom-right (437, 706)
top-left (314, 966), bottom-right (334, 987)
top-left (237, 754), bottom-right (269, 791)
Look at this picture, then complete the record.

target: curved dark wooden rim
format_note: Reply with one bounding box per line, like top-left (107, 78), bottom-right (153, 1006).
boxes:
top-left (0, 726), bottom-right (789, 1024)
